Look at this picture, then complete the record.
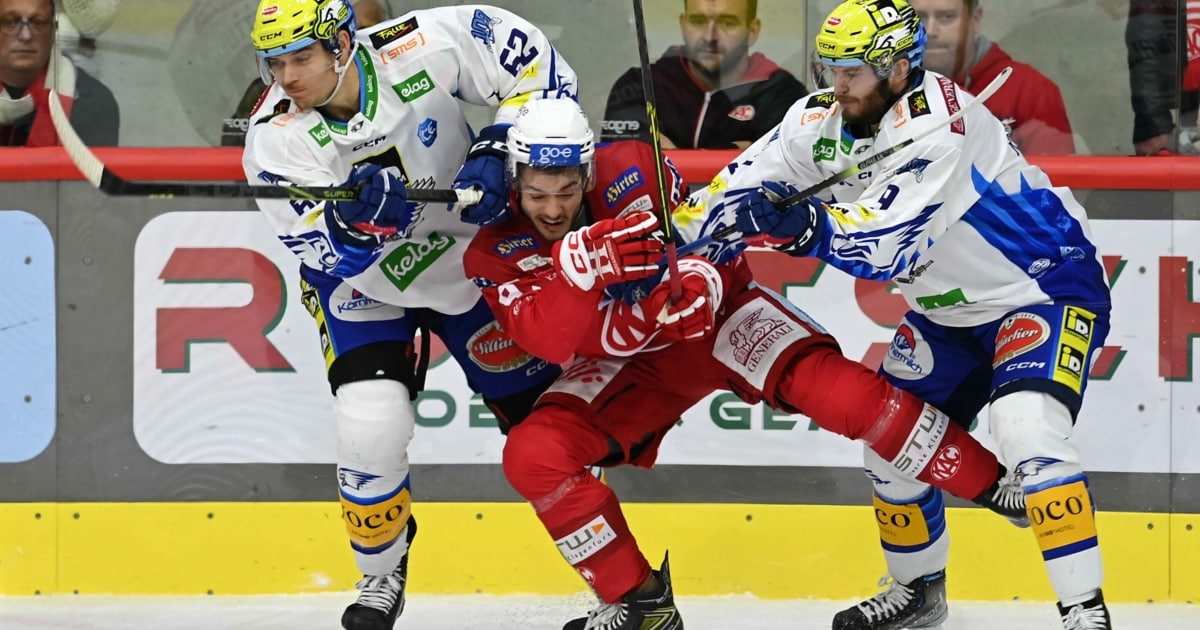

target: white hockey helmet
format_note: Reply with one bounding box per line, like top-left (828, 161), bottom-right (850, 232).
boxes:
top-left (506, 99), bottom-right (596, 191)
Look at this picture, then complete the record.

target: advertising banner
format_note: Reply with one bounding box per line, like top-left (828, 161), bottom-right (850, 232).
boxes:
top-left (133, 213), bottom-right (1197, 472)
top-left (0, 211), bottom-right (56, 463)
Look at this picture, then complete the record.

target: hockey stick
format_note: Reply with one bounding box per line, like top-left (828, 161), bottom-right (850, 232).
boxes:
top-left (632, 0), bottom-right (683, 300)
top-left (47, 90), bottom-right (480, 204)
top-left (711, 66), bottom-right (1013, 240)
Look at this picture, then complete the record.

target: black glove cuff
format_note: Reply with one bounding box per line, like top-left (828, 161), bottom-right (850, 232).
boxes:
top-left (328, 202), bottom-right (379, 246)
top-left (467, 123), bottom-right (511, 160)
top-left (778, 201), bottom-right (822, 257)
top-left (466, 139), bottom-right (508, 161)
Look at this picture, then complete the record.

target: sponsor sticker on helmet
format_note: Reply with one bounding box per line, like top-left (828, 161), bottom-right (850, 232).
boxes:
top-left (529, 143), bottom-right (581, 166)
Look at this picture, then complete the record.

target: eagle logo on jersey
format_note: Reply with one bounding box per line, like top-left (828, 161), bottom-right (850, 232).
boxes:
top-left (338, 467), bottom-right (382, 491)
top-left (828, 202), bottom-right (939, 279)
top-left (894, 158), bottom-right (932, 183)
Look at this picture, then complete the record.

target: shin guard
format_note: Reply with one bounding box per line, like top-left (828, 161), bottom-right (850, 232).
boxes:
top-left (504, 414), bottom-right (651, 603)
top-left (866, 448), bottom-right (952, 585)
top-left (335, 379), bottom-right (417, 576)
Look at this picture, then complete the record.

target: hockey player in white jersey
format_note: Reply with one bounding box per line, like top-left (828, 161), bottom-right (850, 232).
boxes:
top-left (673, 1), bottom-right (1113, 629)
top-left (242, 1), bottom-right (576, 628)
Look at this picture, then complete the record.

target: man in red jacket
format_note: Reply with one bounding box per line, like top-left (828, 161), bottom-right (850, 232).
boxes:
top-left (463, 98), bottom-right (1027, 630)
top-left (600, 0), bottom-right (807, 149)
top-left (910, 0), bottom-right (1074, 155)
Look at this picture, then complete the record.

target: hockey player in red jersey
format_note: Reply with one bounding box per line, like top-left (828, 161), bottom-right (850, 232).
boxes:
top-left (461, 99), bottom-right (1024, 630)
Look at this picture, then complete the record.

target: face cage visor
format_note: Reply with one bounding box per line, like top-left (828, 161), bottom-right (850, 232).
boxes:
top-left (810, 49), bottom-right (897, 90)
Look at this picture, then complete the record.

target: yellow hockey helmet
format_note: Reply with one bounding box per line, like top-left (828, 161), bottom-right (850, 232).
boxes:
top-left (251, 0), bottom-right (355, 60)
top-left (814, 0), bottom-right (926, 69)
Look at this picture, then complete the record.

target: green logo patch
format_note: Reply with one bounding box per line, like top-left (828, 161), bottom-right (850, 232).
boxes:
top-left (308, 123), bottom-right (332, 147)
top-left (812, 137), bottom-right (837, 163)
top-left (394, 69), bottom-right (434, 103)
top-left (380, 232), bottom-right (455, 291)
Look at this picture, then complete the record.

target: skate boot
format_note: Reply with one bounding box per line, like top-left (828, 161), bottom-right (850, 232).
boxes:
top-left (341, 515), bottom-right (417, 630)
top-left (563, 552), bottom-right (683, 630)
top-left (832, 571), bottom-right (948, 629)
top-left (972, 464), bottom-right (1030, 527)
top-left (1058, 589), bottom-right (1112, 630)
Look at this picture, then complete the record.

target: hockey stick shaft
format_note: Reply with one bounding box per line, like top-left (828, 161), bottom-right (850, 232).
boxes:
top-left (711, 67), bottom-right (1012, 240)
top-left (632, 0), bottom-right (683, 300)
top-left (47, 90), bottom-right (478, 204)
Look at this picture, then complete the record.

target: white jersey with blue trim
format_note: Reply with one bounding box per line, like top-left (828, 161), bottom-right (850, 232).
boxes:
top-left (243, 5), bottom-right (577, 316)
top-left (676, 70), bottom-right (1108, 327)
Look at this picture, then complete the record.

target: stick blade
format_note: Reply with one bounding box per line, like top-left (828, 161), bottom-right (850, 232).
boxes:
top-left (47, 89), bottom-right (106, 188)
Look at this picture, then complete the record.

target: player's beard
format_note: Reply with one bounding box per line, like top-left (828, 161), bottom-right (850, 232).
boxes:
top-left (840, 79), bottom-right (902, 126)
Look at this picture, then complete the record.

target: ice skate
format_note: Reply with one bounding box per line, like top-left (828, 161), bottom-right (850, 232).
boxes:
top-left (1058, 589), bottom-right (1112, 629)
top-left (563, 552), bottom-right (683, 630)
top-left (832, 571), bottom-right (948, 629)
top-left (341, 515), bottom-right (417, 630)
top-left (972, 464), bottom-right (1030, 527)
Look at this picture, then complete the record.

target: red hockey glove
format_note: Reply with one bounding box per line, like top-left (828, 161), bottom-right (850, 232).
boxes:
top-left (553, 210), bottom-right (663, 291)
top-left (645, 256), bottom-right (725, 342)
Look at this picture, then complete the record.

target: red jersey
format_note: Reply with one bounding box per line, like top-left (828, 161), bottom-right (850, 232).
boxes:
top-left (958, 44), bottom-right (1075, 156)
top-left (463, 140), bottom-right (686, 364)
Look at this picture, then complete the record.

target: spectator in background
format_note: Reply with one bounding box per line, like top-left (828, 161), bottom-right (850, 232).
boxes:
top-left (910, 0), bottom-right (1074, 154)
top-left (1126, 0), bottom-right (1199, 155)
top-left (600, 0), bottom-right (806, 149)
top-left (220, 0), bottom-right (388, 147)
top-left (0, 0), bottom-right (119, 146)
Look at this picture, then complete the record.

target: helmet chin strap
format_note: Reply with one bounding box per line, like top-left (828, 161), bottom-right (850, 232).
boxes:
top-left (314, 42), bottom-right (358, 109)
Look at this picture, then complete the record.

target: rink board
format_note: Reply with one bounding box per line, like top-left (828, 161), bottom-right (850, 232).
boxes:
top-left (1, 502), bottom-right (1195, 602)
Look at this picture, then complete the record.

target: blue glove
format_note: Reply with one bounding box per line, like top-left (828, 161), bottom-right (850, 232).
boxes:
top-left (733, 180), bottom-right (824, 255)
top-left (327, 163), bottom-right (418, 246)
top-left (453, 124), bottom-right (511, 225)
top-left (604, 266), bottom-right (666, 305)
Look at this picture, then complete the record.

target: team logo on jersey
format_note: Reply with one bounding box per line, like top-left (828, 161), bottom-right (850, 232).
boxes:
top-left (993, 312), bottom-right (1050, 368)
top-left (884, 323), bottom-right (934, 380)
top-left (394, 70), bottom-right (434, 103)
top-left (467, 321), bottom-right (534, 373)
top-left (308, 122), bottom-right (332, 147)
top-left (605, 167), bottom-right (644, 207)
top-left (417, 118), bottom-right (437, 147)
top-left (470, 9), bottom-right (500, 48)
top-left (894, 158), bottom-right (932, 182)
top-left (812, 137), bottom-right (837, 163)
top-left (807, 92), bottom-right (837, 110)
top-left (907, 92), bottom-right (931, 118)
top-left (495, 234), bottom-right (538, 257)
top-left (338, 467), bottom-right (382, 491)
top-left (727, 104), bottom-right (755, 121)
top-left (369, 16), bottom-right (418, 49)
